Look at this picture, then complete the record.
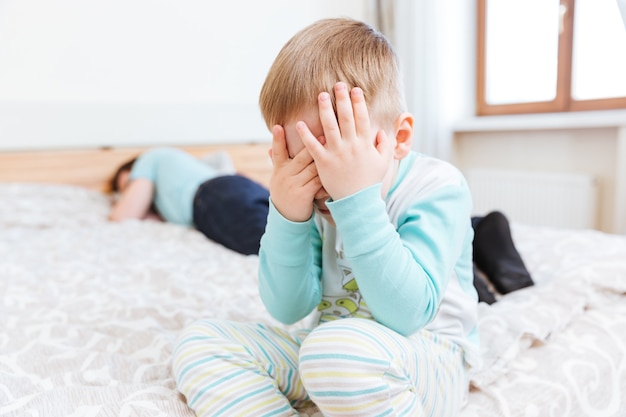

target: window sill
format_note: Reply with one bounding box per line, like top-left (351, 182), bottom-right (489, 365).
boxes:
top-left (454, 109), bottom-right (626, 133)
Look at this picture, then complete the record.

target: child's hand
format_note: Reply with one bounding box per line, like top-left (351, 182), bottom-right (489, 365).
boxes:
top-left (268, 124), bottom-right (322, 222)
top-left (298, 82), bottom-right (394, 201)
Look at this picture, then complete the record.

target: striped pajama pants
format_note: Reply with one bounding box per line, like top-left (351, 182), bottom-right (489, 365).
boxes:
top-left (172, 317), bottom-right (467, 417)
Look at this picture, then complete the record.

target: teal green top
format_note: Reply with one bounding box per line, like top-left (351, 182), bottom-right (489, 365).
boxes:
top-left (130, 147), bottom-right (218, 226)
top-left (258, 151), bottom-right (481, 369)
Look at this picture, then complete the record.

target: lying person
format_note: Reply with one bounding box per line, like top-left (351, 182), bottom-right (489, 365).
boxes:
top-left (109, 146), bottom-right (269, 255)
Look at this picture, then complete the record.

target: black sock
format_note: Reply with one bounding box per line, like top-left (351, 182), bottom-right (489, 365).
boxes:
top-left (472, 211), bottom-right (534, 294)
top-left (473, 264), bottom-right (497, 304)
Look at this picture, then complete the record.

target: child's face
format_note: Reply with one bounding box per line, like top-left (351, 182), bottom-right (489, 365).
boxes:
top-left (283, 106), bottom-right (399, 224)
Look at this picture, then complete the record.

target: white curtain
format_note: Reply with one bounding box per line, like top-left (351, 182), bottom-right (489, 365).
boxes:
top-left (376, 0), bottom-right (476, 161)
top-left (619, 0), bottom-right (626, 28)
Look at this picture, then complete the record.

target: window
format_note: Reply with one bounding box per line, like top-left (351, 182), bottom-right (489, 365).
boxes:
top-left (477, 0), bottom-right (626, 116)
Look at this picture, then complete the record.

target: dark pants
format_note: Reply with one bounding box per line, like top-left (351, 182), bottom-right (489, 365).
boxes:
top-left (193, 175), bottom-right (270, 255)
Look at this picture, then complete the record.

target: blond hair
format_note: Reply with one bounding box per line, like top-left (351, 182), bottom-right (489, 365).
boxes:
top-left (259, 18), bottom-right (405, 131)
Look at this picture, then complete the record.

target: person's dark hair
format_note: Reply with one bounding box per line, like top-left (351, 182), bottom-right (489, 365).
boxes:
top-left (109, 157), bottom-right (138, 192)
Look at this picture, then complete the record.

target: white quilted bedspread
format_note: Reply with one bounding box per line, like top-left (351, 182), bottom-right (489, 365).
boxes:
top-left (1, 183), bottom-right (625, 417)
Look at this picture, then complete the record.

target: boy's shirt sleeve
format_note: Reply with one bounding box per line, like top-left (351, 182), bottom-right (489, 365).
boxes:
top-left (327, 181), bottom-right (472, 336)
top-left (258, 200), bottom-right (323, 324)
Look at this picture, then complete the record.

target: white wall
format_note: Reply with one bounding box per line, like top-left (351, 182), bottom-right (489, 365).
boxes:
top-left (0, 0), bottom-right (375, 150)
top-left (452, 111), bottom-right (626, 234)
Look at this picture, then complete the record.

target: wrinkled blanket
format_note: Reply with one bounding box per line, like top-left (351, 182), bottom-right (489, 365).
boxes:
top-left (1, 183), bottom-right (625, 417)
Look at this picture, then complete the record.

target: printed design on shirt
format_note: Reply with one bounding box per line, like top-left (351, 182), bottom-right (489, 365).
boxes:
top-left (318, 255), bottom-right (372, 321)
top-left (317, 292), bottom-right (361, 320)
top-left (340, 267), bottom-right (358, 292)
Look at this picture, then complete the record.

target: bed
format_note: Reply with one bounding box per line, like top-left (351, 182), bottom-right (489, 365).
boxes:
top-left (1, 145), bottom-right (625, 417)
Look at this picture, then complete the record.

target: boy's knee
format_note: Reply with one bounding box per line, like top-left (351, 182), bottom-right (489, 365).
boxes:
top-left (298, 319), bottom-right (384, 376)
top-left (173, 319), bottom-right (226, 363)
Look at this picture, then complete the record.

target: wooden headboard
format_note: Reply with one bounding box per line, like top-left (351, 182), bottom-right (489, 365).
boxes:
top-left (0, 143), bottom-right (272, 193)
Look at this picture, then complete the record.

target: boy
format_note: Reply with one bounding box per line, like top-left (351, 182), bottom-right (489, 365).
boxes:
top-left (173, 18), bottom-right (479, 416)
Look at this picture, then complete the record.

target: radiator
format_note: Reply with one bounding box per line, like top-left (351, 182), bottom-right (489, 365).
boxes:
top-left (466, 169), bottom-right (598, 229)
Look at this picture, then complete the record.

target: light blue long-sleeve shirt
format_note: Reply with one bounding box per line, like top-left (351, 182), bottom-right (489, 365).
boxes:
top-left (258, 151), bottom-right (480, 368)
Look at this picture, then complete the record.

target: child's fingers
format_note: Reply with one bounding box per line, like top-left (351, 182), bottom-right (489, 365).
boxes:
top-left (297, 121), bottom-right (325, 159)
top-left (272, 123), bottom-right (316, 170)
top-left (351, 87), bottom-right (370, 141)
top-left (333, 82), bottom-right (356, 140)
top-left (317, 91), bottom-right (341, 148)
top-left (270, 125), bottom-right (289, 166)
top-left (292, 142), bottom-right (316, 168)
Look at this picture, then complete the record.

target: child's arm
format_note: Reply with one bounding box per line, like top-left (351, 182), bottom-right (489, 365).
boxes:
top-left (328, 181), bottom-right (473, 336)
top-left (258, 202), bottom-right (323, 324)
top-left (108, 178), bottom-right (156, 221)
top-left (258, 124), bottom-right (324, 324)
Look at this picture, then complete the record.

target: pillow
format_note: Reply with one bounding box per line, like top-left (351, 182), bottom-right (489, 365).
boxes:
top-left (200, 150), bottom-right (237, 175)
